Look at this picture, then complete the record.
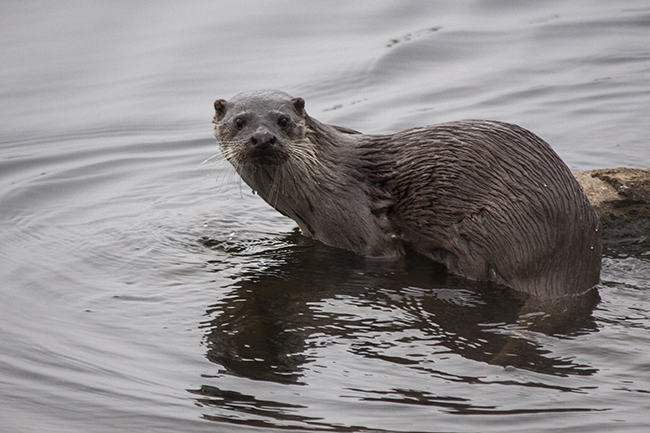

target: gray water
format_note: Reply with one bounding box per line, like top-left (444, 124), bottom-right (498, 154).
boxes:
top-left (1, 1), bottom-right (650, 432)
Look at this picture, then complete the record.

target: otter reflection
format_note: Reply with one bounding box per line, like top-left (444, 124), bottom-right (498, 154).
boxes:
top-left (199, 231), bottom-right (599, 385)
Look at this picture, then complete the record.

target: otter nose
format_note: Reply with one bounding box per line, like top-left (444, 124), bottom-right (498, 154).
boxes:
top-left (251, 130), bottom-right (277, 148)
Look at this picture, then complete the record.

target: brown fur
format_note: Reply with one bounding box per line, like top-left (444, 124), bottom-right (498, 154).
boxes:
top-left (213, 90), bottom-right (602, 297)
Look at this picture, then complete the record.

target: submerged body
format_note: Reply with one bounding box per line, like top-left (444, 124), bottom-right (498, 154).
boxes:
top-left (213, 90), bottom-right (601, 297)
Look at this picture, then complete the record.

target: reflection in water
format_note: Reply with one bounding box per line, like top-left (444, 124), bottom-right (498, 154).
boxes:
top-left (189, 386), bottom-right (322, 429)
top-left (190, 230), bottom-right (600, 426)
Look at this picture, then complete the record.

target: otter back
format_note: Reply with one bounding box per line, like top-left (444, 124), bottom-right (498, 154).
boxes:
top-left (360, 120), bottom-right (601, 297)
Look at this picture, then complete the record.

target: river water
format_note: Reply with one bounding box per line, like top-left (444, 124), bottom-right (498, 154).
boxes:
top-left (1, 1), bottom-right (649, 432)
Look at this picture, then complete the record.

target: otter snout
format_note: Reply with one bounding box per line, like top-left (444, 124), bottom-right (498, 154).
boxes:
top-left (251, 130), bottom-right (277, 149)
top-left (245, 127), bottom-right (286, 165)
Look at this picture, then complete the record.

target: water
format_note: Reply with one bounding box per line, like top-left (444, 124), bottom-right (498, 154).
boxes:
top-left (1, 1), bottom-right (649, 432)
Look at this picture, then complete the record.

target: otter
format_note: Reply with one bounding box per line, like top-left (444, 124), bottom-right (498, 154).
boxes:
top-left (212, 90), bottom-right (601, 297)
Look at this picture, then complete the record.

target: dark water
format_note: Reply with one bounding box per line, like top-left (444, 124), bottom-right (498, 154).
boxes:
top-left (1, 1), bottom-right (650, 432)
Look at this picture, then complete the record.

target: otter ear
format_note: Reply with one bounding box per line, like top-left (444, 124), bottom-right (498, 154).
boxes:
top-left (213, 99), bottom-right (228, 121)
top-left (291, 97), bottom-right (306, 117)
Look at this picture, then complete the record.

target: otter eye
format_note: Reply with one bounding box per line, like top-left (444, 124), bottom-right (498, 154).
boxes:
top-left (278, 116), bottom-right (290, 129)
top-left (234, 117), bottom-right (245, 129)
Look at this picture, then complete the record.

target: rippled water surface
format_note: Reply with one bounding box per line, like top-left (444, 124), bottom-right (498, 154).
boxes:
top-left (1, 1), bottom-right (649, 432)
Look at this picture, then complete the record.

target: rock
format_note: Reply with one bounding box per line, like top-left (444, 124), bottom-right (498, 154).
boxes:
top-left (574, 168), bottom-right (650, 255)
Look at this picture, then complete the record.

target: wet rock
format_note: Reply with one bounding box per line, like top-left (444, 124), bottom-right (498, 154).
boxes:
top-left (574, 168), bottom-right (650, 255)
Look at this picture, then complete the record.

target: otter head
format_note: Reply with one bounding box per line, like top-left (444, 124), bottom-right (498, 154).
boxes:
top-left (213, 90), bottom-right (307, 166)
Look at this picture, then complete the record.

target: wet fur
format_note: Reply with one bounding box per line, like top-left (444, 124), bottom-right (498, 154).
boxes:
top-left (213, 90), bottom-right (602, 297)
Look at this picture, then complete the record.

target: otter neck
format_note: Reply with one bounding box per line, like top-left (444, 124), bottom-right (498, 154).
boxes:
top-left (237, 118), bottom-right (401, 257)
